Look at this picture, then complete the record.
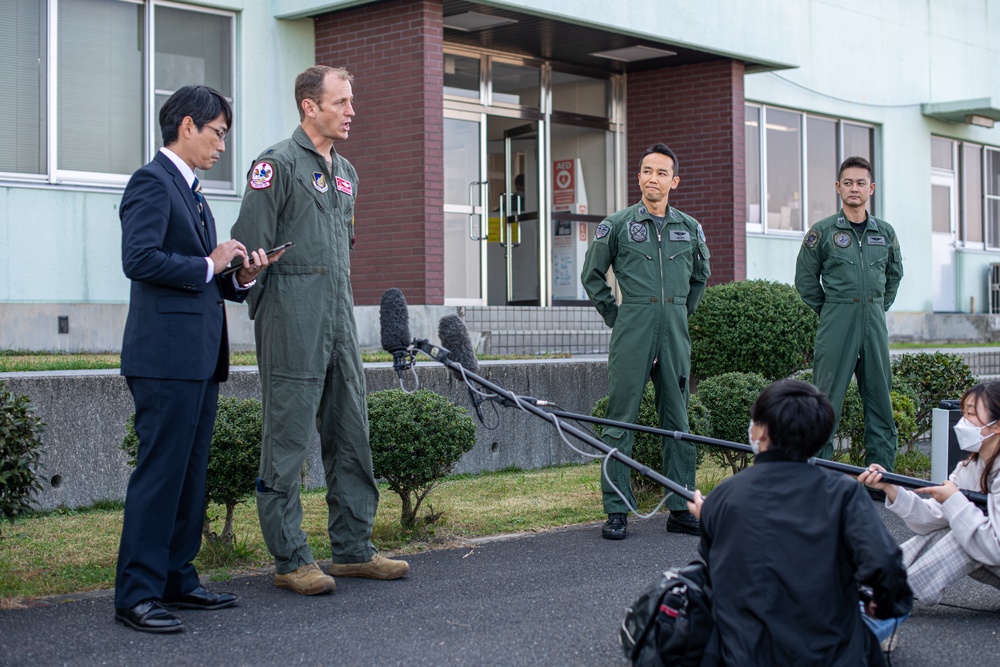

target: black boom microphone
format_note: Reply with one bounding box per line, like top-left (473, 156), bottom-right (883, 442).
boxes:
top-left (380, 288), bottom-right (414, 381)
top-left (438, 314), bottom-right (479, 377)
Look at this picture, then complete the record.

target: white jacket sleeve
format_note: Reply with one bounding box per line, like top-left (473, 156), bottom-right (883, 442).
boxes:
top-left (941, 472), bottom-right (1000, 566)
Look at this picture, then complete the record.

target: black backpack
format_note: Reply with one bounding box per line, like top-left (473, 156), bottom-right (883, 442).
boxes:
top-left (619, 561), bottom-right (713, 667)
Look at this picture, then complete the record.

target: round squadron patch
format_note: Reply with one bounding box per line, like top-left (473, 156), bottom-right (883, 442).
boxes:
top-left (629, 221), bottom-right (648, 243)
top-left (803, 229), bottom-right (820, 248)
top-left (595, 223), bottom-right (610, 239)
top-left (833, 231), bottom-right (851, 248)
top-left (250, 161), bottom-right (274, 190)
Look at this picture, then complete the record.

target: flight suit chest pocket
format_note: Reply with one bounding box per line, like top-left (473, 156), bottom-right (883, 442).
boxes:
top-left (865, 236), bottom-right (889, 268)
top-left (615, 239), bottom-right (656, 281)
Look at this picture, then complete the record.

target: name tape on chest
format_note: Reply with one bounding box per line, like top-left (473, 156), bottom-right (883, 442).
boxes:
top-left (335, 176), bottom-right (353, 196)
top-left (250, 161), bottom-right (274, 190)
top-left (867, 235), bottom-right (886, 246)
top-left (669, 230), bottom-right (691, 242)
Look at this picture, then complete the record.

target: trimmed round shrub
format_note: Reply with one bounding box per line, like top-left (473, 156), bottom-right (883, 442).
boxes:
top-left (368, 389), bottom-right (477, 528)
top-left (696, 372), bottom-right (770, 474)
top-left (892, 352), bottom-right (976, 440)
top-left (122, 395), bottom-right (261, 546)
top-left (0, 380), bottom-right (46, 533)
top-left (689, 280), bottom-right (818, 381)
top-left (590, 383), bottom-right (710, 495)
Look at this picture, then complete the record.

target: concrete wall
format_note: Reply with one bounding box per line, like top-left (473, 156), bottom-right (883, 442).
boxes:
top-left (1, 358), bottom-right (609, 511)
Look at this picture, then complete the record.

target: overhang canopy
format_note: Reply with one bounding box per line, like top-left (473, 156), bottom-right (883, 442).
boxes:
top-left (922, 98), bottom-right (1000, 128)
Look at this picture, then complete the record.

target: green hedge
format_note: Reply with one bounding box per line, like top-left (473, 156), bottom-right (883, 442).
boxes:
top-left (689, 280), bottom-right (817, 381)
top-left (0, 380), bottom-right (46, 533)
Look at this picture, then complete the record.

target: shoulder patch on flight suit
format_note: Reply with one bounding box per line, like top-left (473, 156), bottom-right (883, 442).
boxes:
top-left (595, 223), bottom-right (610, 239)
top-left (803, 229), bottom-right (820, 248)
top-left (312, 172), bottom-right (329, 193)
top-left (250, 161), bottom-right (274, 190)
top-left (697, 223), bottom-right (706, 242)
top-left (867, 235), bottom-right (886, 246)
top-left (629, 221), bottom-right (648, 243)
top-left (668, 230), bottom-right (691, 242)
top-left (833, 231), bottom-right (852, 248)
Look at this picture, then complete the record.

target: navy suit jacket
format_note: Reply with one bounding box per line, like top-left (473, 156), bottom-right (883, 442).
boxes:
top-left (120, 152), bottom-right (244, 381)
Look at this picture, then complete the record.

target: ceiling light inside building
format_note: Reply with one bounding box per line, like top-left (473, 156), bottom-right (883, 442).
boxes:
top-left (589, 45), bottom-right (677, 62)
top-left (443, 11), bottom-right (518, 32)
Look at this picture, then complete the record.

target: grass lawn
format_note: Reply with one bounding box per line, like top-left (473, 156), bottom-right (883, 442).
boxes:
top-left (0, 461), bottom-right (730, 608)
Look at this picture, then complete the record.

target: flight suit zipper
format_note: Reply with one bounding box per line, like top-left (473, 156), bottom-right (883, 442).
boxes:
top-left (657, 226), bottom-right (666, 309)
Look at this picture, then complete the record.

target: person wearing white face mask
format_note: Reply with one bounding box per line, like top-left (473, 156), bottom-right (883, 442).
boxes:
top-left (860, 382), bottom-right (1000, 606)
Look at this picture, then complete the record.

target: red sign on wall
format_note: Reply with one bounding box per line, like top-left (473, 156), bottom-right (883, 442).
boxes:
top-left (553, 160), bottom-right (575, 206)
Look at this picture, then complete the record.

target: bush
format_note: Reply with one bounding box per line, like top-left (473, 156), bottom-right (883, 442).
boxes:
top-left (696, 372), bottom-right (770, 474)
top-left (892, 352), bottom-right (976, 440)
top-left (121, 395), bottom-right (261, 547)
top-left (590, 384), bottom-right (710, 496)
top-left (0, 380), bottom-right (46, 534)
top-left (368, 389), bottom-right (477, 528)
top-left (689, 280), bottom-right (818, 381)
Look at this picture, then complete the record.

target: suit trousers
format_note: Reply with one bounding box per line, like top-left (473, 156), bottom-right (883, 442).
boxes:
top-left (115, 377), bottom-right (218, 609)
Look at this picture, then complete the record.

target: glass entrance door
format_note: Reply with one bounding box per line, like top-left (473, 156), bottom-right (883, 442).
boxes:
top-left (443, 112), bottom-right (486, 302)
top-left (487, 118), bottom-right (540, 305)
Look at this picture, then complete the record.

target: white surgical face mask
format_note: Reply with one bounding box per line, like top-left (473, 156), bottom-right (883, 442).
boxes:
top-left (954, 417), bottom-right (997, 453)
top-left (748, 420), bottom-right (761, 456)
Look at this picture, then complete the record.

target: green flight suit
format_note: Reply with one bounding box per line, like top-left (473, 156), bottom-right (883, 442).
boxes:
top-left (795, 210), bottom-right (904, 470)
top-left (582, 202), bottom-right (711, 513)
top-left (231, 126), bottom-right (377, 573)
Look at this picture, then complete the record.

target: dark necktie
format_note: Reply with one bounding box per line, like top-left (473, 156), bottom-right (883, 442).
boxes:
top-left (192, 177), bottom-right (207, 228)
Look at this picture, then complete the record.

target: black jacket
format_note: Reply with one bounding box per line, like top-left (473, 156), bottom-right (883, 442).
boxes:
top-left (699, 451), bottom-right (913, 667)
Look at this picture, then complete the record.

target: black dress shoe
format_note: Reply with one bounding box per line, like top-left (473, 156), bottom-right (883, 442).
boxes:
top-left (602, 513), bottom-right (628, 540)
top-left (162, 586), bottom-right (238, 610)
top-left (114, 601), bottom-right (184, 634)
top-left (666, 510), bottom-right (701, 536)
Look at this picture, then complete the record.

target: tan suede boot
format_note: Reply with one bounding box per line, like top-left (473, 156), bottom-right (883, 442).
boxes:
top-left (273, 562), bottom-right (336, 595)
top-left (327, 554), bottom-right (410, 580)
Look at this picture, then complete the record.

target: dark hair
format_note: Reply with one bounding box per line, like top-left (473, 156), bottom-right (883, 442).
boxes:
top-left (749, 379), bottom-right (834, 461)
top-left (295, 66), bottom-right (354, 120)
top-left (838, 156), bottom-right (873, 181)
top-left (159, 85), bottom-right (232, 147)
top-left (957, 382), bottom-right (1000, 492)
top-left (638, 143), bottom-right (679, 176)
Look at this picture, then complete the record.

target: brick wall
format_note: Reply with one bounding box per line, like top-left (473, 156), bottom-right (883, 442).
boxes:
top-left (315, 0), bottom-right (445, 305)
top-left (626, 60), bottom-right (746, 285)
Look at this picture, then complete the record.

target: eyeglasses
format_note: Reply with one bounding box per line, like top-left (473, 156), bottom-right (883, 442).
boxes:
top-left (203, 124), bottom-right (228, 142)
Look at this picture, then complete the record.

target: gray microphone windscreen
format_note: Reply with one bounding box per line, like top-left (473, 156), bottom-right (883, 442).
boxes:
top-left (380, 288), bottom-right (411, 353)
top-left (438, 315), bottom-right (479, 374)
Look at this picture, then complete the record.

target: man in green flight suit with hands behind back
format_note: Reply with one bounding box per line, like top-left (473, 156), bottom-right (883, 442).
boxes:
top-left (582, 143), bottom-right (711, 540)
top-left (795, 156), bottom-right (904, 480)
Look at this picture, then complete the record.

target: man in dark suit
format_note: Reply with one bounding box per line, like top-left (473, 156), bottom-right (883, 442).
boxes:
top-left (115, 85), bottom-right (278, 633)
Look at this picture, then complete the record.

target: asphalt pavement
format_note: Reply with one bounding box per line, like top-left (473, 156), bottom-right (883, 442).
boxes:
top-left (2, 504), bottom-right (999, 667)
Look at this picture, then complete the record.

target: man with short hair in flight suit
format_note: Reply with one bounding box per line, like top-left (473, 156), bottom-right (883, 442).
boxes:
top-left (795, 156), bottom-right (904, 479)
top-left (582, 143), bottom-right (711, 540)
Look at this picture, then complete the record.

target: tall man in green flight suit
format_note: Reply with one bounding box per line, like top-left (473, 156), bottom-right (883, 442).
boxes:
top-left (582, 143), bottom-right (711, 540)
top-left (795, 156), bottom-right (904, 476)
top-left (231, 66), bottom-right (409, 596)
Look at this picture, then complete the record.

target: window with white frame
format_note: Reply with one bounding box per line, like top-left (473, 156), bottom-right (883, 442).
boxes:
top-left (746, 103), bottom-right (876, 233)
top-left (935, 136), bottom-right (1000, 250)
top-left (0, 0), bottom-right (235, 190)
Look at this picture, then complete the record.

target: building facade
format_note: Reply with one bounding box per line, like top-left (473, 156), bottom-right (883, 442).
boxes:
top-left (2, 0), bottom-right (1000, 350)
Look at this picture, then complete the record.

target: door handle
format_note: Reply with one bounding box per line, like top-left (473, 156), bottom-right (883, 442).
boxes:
top-left (498, 193), bottom-right (506, 246)
top-left (468, 180), bottom-right (486, 241)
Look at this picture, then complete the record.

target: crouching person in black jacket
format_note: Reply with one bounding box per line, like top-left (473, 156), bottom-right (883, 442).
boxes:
top-left (687, 379), bottom-right (912, 666)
